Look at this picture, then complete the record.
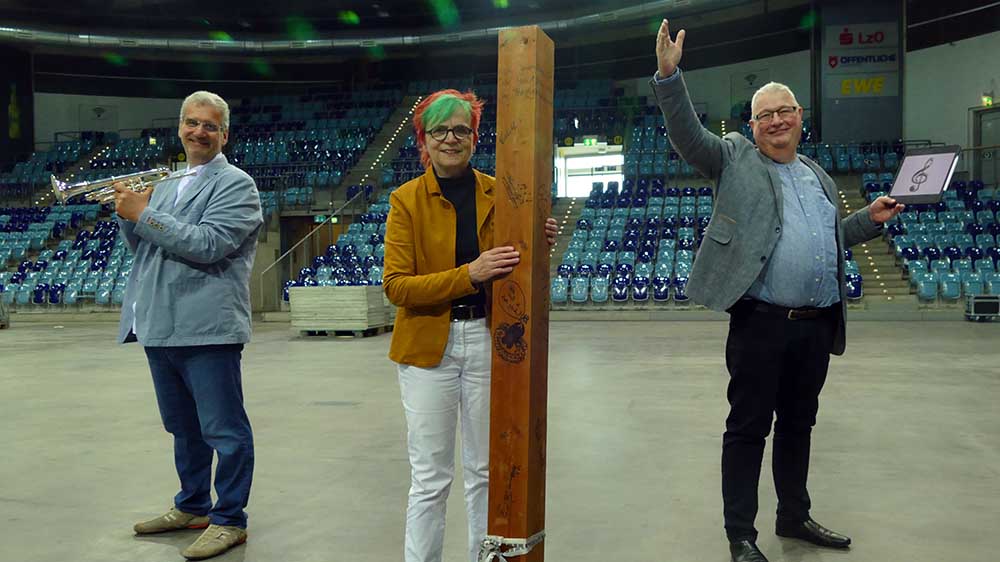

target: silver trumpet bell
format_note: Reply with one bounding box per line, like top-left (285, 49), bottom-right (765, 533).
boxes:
top-left (50, 167), bottom-right (194, 205)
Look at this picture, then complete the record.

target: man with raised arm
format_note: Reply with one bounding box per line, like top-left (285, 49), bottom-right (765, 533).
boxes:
top-left (651, 19), bottom-right (903, 562)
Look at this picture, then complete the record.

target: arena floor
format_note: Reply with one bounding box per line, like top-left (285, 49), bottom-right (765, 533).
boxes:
top-left (3, 317), bottom-right (998, 562)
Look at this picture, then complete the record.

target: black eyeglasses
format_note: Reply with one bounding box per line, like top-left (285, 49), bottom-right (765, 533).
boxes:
top-left (182, 118), bottom-right (222, 133)
top-left (753, 106), bottom-right (799, 124)
top-left (427, 125), bottom-right (474, 142)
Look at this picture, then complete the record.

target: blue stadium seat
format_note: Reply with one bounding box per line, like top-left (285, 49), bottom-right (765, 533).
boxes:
top-left (962, 272), bottom-right (984, 296)
top-left (652, 276), bottom-right (671, 302)
top-left (611, 276), bottom-right (630, 302)
top-left (673, 276), bottom-right (690, 302)
top-left (845, 273), bottom-right (863, 300)
top-left (939, 273), bottom-right (961, 300)
top-left (985, 272), bottom-right (1000, 295)
top-left (590, 276), bottom-right (609, 303)
top-left (570, 277), bottom-right (589, 303)
top-left (916, 272), bottom-right (938, 301)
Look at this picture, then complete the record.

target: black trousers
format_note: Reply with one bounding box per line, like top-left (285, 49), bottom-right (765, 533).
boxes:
top-left (722, 299), bottom-right (837, 542)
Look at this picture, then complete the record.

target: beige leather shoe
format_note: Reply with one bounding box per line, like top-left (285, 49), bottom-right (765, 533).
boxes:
top-left (181, 524), bottom-right (248, 560)
top-left (133, 507), bottom-right (210, 535)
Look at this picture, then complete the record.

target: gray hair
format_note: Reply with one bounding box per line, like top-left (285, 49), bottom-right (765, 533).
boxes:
top-left (179, 90), bottom-right (230, 131)
top-left (750, 82), bottom-right (799, 118)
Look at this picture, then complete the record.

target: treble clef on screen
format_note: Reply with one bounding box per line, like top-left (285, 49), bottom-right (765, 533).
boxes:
top-left (908, 157), bottom-right (933, 192)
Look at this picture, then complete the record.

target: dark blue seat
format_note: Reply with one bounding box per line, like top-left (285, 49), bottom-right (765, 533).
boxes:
top-left (631, 277), bottom-right (649, 301)
top-left (652, 276), bottom-right (671, 301)
top-left (987, 247), bottom-right (1000, 265)
top-left (673, 276), bottom-right (690, 302)
top-left (298, 266), bottom-right (316, 283)
top-left (943, 246), bottom-right (963, 262)
top-left (612, 276), bottom-right (630, 302)
top-left (557, 264), bottom-right (574, 278)
top-left (48, 283), bottom-right (65, 304)
top-left (32, 283), bottom-right (49, 304)
top-left (845, 273), bottom-right (863, 300)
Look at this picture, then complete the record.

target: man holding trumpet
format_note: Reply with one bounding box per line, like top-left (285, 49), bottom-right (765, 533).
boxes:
top-left (114, 91), bottom-right (263, 560)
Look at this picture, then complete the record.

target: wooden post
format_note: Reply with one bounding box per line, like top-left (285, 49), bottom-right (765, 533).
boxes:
top-left (485, 25), bottom-right (554, 562)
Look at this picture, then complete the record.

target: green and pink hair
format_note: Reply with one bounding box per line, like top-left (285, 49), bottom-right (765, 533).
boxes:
top-left (413, 89), bottom-right (484, 168)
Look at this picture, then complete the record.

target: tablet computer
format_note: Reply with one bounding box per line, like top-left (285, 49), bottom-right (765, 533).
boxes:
top-left (888, 145), bottom-right (962, 205)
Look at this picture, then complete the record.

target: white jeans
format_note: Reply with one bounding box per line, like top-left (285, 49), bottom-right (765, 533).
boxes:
top-left (398, 318), bottom-right (491, 562)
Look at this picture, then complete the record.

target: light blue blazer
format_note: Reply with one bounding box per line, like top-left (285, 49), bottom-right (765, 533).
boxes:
top-left (117, 154), bottom-right (263, 346)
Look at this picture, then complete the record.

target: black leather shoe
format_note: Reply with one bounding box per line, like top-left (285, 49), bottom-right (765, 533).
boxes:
top-left (729, 540), bottom-right (770, 562)
top-left (776, 518), bottom-right (852, 548)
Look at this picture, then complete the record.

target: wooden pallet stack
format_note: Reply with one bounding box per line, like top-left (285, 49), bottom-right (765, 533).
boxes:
top-left (289, 286), bottom-right (394, 335)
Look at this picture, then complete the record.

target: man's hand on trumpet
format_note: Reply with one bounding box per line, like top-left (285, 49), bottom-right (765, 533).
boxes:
top-left (114, 182), bottom-right (154, 222)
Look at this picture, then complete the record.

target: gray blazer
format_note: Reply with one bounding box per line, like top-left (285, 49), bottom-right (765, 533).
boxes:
top-left (650, 73), bottom-right (882, 355)
top-left (117, 154), bottom-right (263, 346)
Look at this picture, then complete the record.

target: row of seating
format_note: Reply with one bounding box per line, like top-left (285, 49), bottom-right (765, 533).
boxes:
top-left (1, 219), bottom-right (134, 306)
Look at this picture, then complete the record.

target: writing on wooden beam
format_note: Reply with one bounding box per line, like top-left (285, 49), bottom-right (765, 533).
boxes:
top-left (483, 24), bottom-right (554, 562)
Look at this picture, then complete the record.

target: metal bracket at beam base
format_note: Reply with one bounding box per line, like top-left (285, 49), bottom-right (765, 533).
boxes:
top-left (477, 530), bottom-right (546, 562)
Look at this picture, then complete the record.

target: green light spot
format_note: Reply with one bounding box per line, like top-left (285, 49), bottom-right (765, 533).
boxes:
top-left (368, 45), bottom-right (386, 61)
top-left (286, 16), bottom-right (318, 41)
top-left (102, 52), bottom-right (127, 66)
top-left (429, 0), bottom-right (460, 27)
top-left (338, 10), bottom-right (361, 25)
top-left (250, 58), bottom-right (274, 77)
top-left (648, 18), bottom-right (662, 33)
top-left (799, 10), bottom-right (817, 29)
top-left (209, 31), bottom-right (233, 42)
top-left (493, 0), bottom-right (509, 8)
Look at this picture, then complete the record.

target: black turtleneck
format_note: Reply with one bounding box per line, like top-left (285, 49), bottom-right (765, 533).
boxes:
top-left (436, 166), bottom-right (484, 308)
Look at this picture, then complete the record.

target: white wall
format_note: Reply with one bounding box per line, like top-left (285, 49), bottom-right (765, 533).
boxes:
top-left (903, 30), bottom-right (1000, 148)
top-left (626, 50), bottom-right (812, 122)
top-left (33, 93), bottom-right (182, 148)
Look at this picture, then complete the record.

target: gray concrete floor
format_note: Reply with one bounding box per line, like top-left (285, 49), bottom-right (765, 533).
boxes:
top-left (2, 319), bottom-right (998, 562)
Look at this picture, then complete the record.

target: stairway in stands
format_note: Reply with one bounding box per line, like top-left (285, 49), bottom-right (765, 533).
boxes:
top-left (338, 95), bottom-right (423, 200)
top-left (548, 197), bottom-right (583, 279)
top-left (835, 174), bottom-right (914, 306)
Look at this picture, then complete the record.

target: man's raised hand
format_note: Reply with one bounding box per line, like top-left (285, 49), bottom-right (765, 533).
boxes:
top-left (656, 19), bottom-right (686, 79)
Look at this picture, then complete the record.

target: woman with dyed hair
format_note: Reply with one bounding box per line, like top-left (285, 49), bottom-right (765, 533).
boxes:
top-left (383, 89), bottom-right (557, 562)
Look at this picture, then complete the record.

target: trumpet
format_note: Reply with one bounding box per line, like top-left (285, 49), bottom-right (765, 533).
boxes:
top-left (50, 167), bottom-right (196, 205)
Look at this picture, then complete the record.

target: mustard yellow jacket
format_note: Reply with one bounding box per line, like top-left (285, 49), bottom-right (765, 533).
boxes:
top-left (383, 168), bottom-right (495, 367)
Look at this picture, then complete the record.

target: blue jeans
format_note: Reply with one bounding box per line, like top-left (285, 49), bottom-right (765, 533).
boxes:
top-left (144, 344), bottom-right (254, 528)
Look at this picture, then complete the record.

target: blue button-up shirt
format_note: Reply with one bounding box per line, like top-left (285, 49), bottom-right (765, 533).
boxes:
top-left (747, 159), bottom-right (841, 308)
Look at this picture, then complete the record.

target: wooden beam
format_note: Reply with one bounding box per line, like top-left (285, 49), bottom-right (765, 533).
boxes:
top-left (486, 25), bottom-right (554, 562)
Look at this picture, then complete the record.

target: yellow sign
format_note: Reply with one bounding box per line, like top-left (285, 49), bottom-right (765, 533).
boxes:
top-left (612, 135), bottom-right (623, 145)
top-left (562, 136), bottom-right (574, 146)
top-left (841, 76), bottom-right (885, 96)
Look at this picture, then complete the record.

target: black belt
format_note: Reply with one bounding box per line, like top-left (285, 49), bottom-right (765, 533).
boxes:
top-left (450, 304), bottom-right (486, 321)
top-left (740, 299), bottom-right (836, 321)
